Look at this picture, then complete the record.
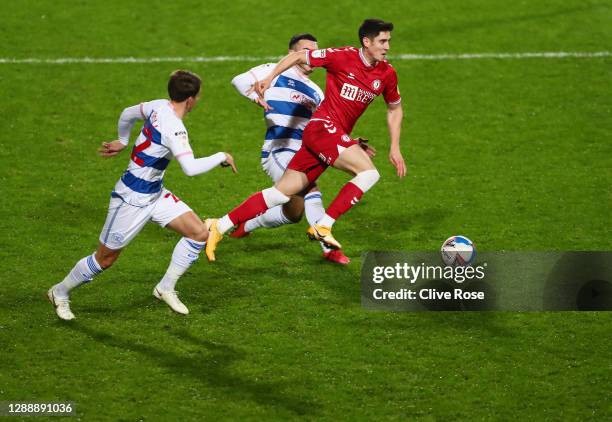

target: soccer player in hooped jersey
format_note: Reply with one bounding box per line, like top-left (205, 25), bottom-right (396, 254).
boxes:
top-left (205, 19), bottom-right (405, 261)
top-left (47, 70), bottom-right (237, 320)
top-left (230, 33), bottom-right (350, 265)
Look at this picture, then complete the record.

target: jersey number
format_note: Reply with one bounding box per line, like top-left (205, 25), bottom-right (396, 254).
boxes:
top-left (164, 192), bottom-right (181, 203)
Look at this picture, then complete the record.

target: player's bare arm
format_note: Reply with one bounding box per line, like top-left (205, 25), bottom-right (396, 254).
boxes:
top-left (254, 50), bottom-right (309, 99)
top-left (386, 102), bottom-right (406, 177)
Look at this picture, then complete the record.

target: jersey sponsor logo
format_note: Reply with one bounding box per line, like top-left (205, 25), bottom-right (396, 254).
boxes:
top-left (340, 83), bottom-right (359, 101)
top-left (175, 130), bottom-right (187, 136)
top-left (340, 83), bottom-right (376, 104)
top-left (341, 134), bottom-right (351, 143)
top-left (312, 49), bottom-right (326, 59)
top-left (372, 79), bottom-right (381, 90)
top-left (290, 91), bottom-right (317, 111)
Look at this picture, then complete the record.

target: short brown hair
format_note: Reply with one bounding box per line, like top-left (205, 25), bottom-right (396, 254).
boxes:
top-left (167, 70), bottom-right (201, 102)
top-left (358, 19), bottom-right (394, 46)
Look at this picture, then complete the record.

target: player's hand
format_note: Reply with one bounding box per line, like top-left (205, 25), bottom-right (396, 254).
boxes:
top-left (389, 147), bottom-right (406, 178)
top-left (356, 137), bottom-right (377, 158)
top-left (220, 153), bottom-right (238, 173)
top-left (98, 140), bottom-right (126, 158)
top-left (253, 97), bottom-right (273, 112)
top-left (245, 80), bottom-right (274, 112)
top-left (253, 77), bottom-right (273, 108)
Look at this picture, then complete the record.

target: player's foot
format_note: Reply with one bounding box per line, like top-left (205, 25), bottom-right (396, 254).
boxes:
top-left (47, 288), bottom-right (75, 321)
top-left (307, 225), bottom-right (342, 250)
top-left (323, 249), bottom-right (351, 265)
top-left (205, 218), bottom-right (224, 261)
top-left (153, 287), bottom-right (189, 315)
top-left (229, 222), bottom-right (250, 238)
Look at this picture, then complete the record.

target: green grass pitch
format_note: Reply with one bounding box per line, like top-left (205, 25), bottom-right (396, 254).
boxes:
top-left (0, 0), bottom-right (610, 420)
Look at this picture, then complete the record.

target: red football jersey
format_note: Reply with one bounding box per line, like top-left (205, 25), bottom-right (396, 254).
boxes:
top-left (307, 46), bottom-right (401, 134)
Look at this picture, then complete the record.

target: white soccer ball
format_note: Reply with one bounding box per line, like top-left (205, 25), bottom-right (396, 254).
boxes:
top-left (441, 235), bottom-right (476, 266)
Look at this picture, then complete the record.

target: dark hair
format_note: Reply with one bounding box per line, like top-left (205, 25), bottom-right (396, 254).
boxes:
top-left (289, 33), bottom-right (318, 50)
top-left (167, 70), bottom-right (201, 102)
top-left (358, 19), bottom-right (394, 46)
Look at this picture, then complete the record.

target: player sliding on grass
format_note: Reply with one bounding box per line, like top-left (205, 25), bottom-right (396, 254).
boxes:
top-left (48, 70), bottom-right (237, 320)
top-left (230, 33), bottom-right (350, 265)
top-left (205, 18), bottom-right (405, 262)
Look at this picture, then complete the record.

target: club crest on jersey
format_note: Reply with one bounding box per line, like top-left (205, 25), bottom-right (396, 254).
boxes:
top-left (341, 134), bottom-right (351, 143)
top-left (312, 49), bottom-right (326, 59)
top-left (372, 79), bottom-right (381, 91)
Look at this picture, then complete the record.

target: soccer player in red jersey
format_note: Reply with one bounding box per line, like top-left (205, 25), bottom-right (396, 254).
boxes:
top-left (205, 19), bottom-right (406, 261)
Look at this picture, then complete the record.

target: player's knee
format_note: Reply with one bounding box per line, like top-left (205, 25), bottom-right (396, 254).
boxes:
top-left (262, 187), bottom-right (290, 207)
top-left (95, 251), bottom-right (120, 269)
top-left (190, 224), bottom-right (209, 242)
top-left (352, 169), bottom-right (380, 193)
top-left (283, 196), bottom-right (304, 223)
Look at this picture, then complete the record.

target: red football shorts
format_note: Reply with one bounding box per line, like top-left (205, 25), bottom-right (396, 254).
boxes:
top-left (287, 118), bottom-right (359, 182)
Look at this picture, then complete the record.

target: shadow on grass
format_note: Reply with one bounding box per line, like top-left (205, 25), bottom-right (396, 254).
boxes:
top-left (65, 323), bottom-right (319, 417)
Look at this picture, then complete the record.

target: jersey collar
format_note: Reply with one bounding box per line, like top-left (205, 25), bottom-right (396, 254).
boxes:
top-left (359, 48), bottom-right (374, 68)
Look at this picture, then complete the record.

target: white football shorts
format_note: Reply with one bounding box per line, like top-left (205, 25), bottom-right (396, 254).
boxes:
top-left (99, 188), bottom-right (192, 250)
top-left (261, 143), bottom-right (301, 182)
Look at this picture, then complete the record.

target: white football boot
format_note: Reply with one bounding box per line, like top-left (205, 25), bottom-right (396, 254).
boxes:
top-left (47, 288), bottom-right (75, 321)
top-left (153, 287), bottom-right (189, 315)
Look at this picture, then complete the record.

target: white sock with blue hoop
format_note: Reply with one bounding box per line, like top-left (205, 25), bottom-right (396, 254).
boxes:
top-left (53, 253), bottom-right (104, 298)
top-left (156, 237), bottom-right (205, 292)
top-left (244, 205), bottom-right (293, 233)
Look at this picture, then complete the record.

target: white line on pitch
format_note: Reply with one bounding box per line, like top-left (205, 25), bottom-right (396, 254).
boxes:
top-left (0, 51), bottom-right (610, 64)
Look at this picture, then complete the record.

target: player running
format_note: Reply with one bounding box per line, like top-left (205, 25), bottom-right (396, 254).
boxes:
top-left (48, 70), bottom-right (237, 320)
top-left (230, 33), bottom-right (350, 265)
top-left (205, 19), bottom-right (405, 261)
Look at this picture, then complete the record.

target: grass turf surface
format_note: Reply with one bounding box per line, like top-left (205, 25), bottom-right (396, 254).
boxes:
top-left (0, 0), bottom-right (611, 420)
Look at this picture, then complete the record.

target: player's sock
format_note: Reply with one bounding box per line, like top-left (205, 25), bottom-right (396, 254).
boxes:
top-left (220, 187), bottom-right (290, 234)
top-left (53, 253), bottom-right (104, 298)
top-left (156, 238), bottom-right (205, 292)
top-left (324, 169), bottom-right (380, 224)
top-left (244, 205), bottom-right (293, 232)
top-left (304, 192), bottom-right (331, 252)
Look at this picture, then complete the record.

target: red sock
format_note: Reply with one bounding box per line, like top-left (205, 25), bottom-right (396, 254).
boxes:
top-left (228, 191), bottom-right (269, 224)
top-left (326, 182), bottom-right (364, 220)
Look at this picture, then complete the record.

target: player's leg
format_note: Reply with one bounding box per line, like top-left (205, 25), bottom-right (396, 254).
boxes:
top-left (303, 127), bottom-right (379, 250)
top-left (317, 143), bottom-right (380, 228)
top-left (48, 197), bottom-right (148, 320)
top-left (232, 149), bottom-right (304, 237)
top-left (205, 168), bottom-right (311, 261)
top-left (303, 185), bottom-right (351, 265)
top-left (151, 191), bottom-right (206, 314)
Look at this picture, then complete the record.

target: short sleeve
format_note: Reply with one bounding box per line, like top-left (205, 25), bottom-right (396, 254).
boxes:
top-left (307, 47), bottom-right (349, 71)
top-left (383, 68), bottom-right (401, 105)
top-left (165, 126), bottom-right (193, 158)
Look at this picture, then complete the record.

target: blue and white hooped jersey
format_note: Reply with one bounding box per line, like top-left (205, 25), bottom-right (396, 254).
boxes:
top-left (248, 65), bottom-right (324, 158)
top-left (113, 99), bottom-right (193, 207)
